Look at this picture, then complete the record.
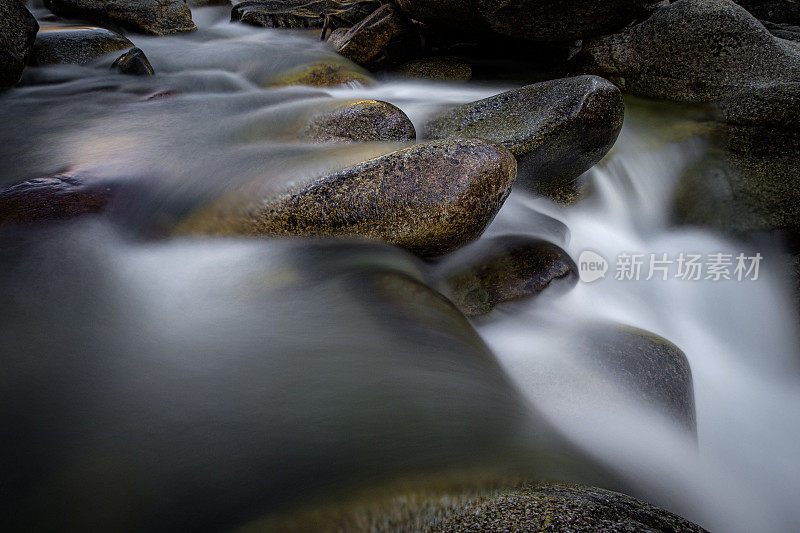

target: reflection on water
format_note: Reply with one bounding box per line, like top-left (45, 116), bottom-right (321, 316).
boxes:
top-left (2, 5), bottom-right (800, 532)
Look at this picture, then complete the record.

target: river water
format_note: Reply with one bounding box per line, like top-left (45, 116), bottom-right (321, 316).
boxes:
top-left (4, 5), bottom-right (800, 531)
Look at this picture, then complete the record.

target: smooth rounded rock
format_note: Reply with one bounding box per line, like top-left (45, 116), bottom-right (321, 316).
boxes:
top-left (423, 75), bottom-right (624, 192)
top-left (179, 139), bottom-right (518, 257)
top-left (111, 47), bottom-right (154, 76)
top-left (267, 60), bottom-right (372, 87)
top-left (0, 1), bottom-right (39, 88)
top-left (42, 0), bottom-right (196, 35)
top-left (31, 26), bottom-right (133, 66)
top-left (301, 99), bottom-right (416, 143)
top-left (434, 235), bottom-right (578, 317)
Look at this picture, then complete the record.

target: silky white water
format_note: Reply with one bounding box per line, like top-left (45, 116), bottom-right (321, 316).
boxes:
top-left (5, 5), bottom-right (800, 531)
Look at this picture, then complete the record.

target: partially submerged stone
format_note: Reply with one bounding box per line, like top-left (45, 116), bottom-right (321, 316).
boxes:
top-left (0, 1), bottom-right (39, 88)
top-left (111, 47), bottom-right (154, 76)
top-left (31, 26), bottom-right (133, 66)
top-left (232, 0), bottom-right (384, 29)
top-left (395, 57), bottom-right (472, 81)
top-left (267, 60), bottom-right (373, 87)
top-left (42, 0), bottom-right (196, 36)
top-left (301, 99), bottom-right (416, 143)
top-left (179, 139), bottom-right (517, 257)
top-left (328, 3), bottom-right (422, 71)
top-left (435, 235), bottom-right (578, 317)
top-left (423, 76), bottom-right (624, 193)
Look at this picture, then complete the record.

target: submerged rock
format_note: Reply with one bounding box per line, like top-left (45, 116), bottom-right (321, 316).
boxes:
top-left (0, 173), bottom-right (114, 226)
top-left (579, 0), bottom-right (800, 102)
top-left (434, 235), bottom-right (578, 317)
top-left (423, 76), bottom-right (624, 193)
top-left (111, 47), bottom-right (154, 76)
top-left (328, 3), bottom-right (422, 71)
top-left (32, 26), bottom-right (133, 66)
top-left (395, 57), bottom-right (472, 81)
top-left (0, 1), bottom-right (39, 88)
top-left (395, 0), bottom-right (660, 41)
top-left (42, 0), bottom-right (196, 35)
top-left (232, 0), bottom-right (384, 29)
top-left (267, 60), bottom-right (372, 87)
top-left (179, 139), bottom-right (517, 257)
top-left (301, 99), bottom-right (415, 143)
top-left (577, 324), bottom-right (697, 434)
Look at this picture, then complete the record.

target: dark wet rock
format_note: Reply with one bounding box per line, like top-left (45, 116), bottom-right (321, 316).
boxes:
top-left (577, 324), bottom-right (697, 434)
top-left (42, 0), bottom-right (196, 35)
top-left (255, 482), bottom-right (707, 532)
top-left (395, 56), bottom-right (472, 80)
top-left (735, 0), bottom-right (800, 24)
top-left (579, 0), bottom-right (800, 102)
top-left (327, 3), bottom-right (422, 71)
top-left (434, 235), bottom-right (578, 317)
top-left (0, 173), bottom-right (114, 226)
top-left (267, 60), bottom-right (372, 87)
top-left (395, 0), bottom-right (660, 42)
top-left (179, 139), bottom-right (517, 257)
top-left (762, 20), bottom-right (800, 40)
top-left (31, 26), bottom-right (133, 66)
top-left (187, 0), bottom-right (231, 6)
top-left (232, 0), bottom-right (384, 29)
top-left (423, 76), bottom-right (624, 193)
top-left (111, 47), bottom-right (154, 75)
top-left (0, 1), bottom-right (39, 88)
top-left (3, 233), bottom-right (574, 531)
top-left (301, 99), bottom-right (415, 143)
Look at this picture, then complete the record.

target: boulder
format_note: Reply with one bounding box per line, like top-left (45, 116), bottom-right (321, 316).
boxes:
top-left (395, 0), bottom-right (661, 41)
top-left (0, 173), bottom-right (114, 226)
top-left (31, 26), bottom-right (133, 65)
top-left (42, 0), bottom-right (196, 35)
top-left (111, 47), bottom-right (154, 75)
top-left (301, 99), bottom-right (416, 143)
top-left (266, 60), bottom-right (372, 87)
top-left (0, 1), bottom-right (39, 88)
top-left (422, 76), bottom-right (624, 193)
top-left (576, 325), bottom-right (697, 434)
top-left (578, 0), bottom-right (800, 102)
top-left (232, 0), bottom-right (383, 29)
top-left (395, 57), bottom-right (472, 80)
top-left (434, 235), bottom-right (578, 317)
top-left (735, 0), bottom-right (800, 24)
top-left (178, 139), bottom-right (517, 257)
top-left (327, 3), bottom-right (422, 71)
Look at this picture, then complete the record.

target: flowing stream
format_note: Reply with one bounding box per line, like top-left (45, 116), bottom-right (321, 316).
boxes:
top-left (4, 5), bottom-right (800, 532)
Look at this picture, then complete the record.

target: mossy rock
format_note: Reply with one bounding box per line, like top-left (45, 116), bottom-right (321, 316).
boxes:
top-left (395, 57), bottom-right (472, 81)
top-left (42, 0), bottom-right (196, 36)
top-left (267, 60), bottom-right (373, 87)
top-left (31, 26), bottom-right (133, 66)
top-left (0, 1), bottom-right (39, 88)
top-left (178, 139), bottom-right (517, 257)
top-left (301, 99), bottom-right (416, 143)
top-left (422, 75), bottom-right (624, 193)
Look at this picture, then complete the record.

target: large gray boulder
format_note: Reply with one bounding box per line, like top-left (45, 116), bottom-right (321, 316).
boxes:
top-left (0, 1), bottom-right (39, 88)
top-left (178, 139), bottom-right (517, 257)
top-left (396, 0), bottom-right (660, 41)
top-left (42, 0), bottom-right (197, 35)
top-left (423, 76), bottom-right (624, 193)
top-left (579, 0), bottom-right (800, 102)
top-left (31, 26), bottom-right (133, 65)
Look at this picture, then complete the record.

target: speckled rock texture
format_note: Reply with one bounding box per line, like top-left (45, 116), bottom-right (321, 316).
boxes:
top-left (577, 325), bottom-right (697, 434)
top-left (0, 1), bottom-right (39, 88)
top-left (267, 60), bottom-right (373, 87)
top-left (735, 0), bottom-right (800, 24)
top-left (435, 235), bottom-right (578, 317)
top-left (395, 57), bottom-right (472, 80)
top-left (327, 3), bottom-right (422, 70)
top-left (423, 75), bottom-right (624, 193)
top-left (579, 0), bottom-right (800, 102)
top-left (395, 0), bottom-right (661, 41)
top-left (111, 47), bottom-right (154, 75)
top-left (42, 0), bottom-right (196, 35)
top-left (301, 100), bottom-right (416, 143)
top-left (232, 0), bottom-right (384, 29)
top-left (32, 26), bottom-right (133, 66)
top-left (0, 173), bottom-right (114, 226)
top-left (179, 139), bottom-right (517, 257)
